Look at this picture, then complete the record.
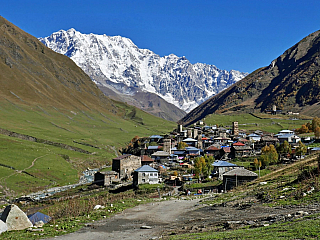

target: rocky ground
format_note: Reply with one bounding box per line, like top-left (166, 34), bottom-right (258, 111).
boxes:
top-left (44, 194), bottom-right (320, 240)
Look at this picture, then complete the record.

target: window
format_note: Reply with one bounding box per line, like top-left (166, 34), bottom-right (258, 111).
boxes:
top-left (142, 173), bottom-right (145, 176)
top-left (149, 173), bottom-right (153, 176)
top-left (142, 179), bottom-right (145, 182)
top-left (154, 173), bottom-right (157, 176)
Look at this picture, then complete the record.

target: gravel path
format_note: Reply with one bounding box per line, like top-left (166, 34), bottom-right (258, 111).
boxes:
top-left (45, 197), bottom-right (203, 240)
top-left (44, 195), bottom-right (320, 240)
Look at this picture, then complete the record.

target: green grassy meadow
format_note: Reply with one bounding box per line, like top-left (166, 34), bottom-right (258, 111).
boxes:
top-left (0, 101), bottom-right (176, 197)
top-left (169, 215), bottom-right (320, 240)
top-left (204, 113), bottom-right (310, 133)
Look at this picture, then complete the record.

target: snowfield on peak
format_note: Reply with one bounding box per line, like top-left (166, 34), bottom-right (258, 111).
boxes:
top-left (39, 29), bottom-right (248, 112)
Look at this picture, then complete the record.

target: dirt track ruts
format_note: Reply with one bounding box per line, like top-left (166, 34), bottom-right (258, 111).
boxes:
top-left (45, 195), bottom-right (320, 240)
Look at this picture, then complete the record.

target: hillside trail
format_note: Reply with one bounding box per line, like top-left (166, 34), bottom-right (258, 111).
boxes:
top-left (0, 154), bottom-right (50, 198)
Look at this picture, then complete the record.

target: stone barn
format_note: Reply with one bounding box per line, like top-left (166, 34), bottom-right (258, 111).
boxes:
top-left (112, 154), bottom-right (141, 180)
top-left (223, 168), bottom-right (258, 191)
top-left (94, 171), bottom-right (119, 186)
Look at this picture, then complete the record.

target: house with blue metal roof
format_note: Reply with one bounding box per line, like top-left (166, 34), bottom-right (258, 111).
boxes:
top-left (277, 134), bottom-right (300, 144)
top-left (149, 135), bottom-right (163, 143)
top-left (247, 133), bottom-right (261, 142)
top-left (211, 160), bottom-right (239, 180)
top-left (133, 165), bottom-right (158, 187)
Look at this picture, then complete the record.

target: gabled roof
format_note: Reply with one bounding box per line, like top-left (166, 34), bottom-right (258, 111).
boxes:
top-left (238, 138), bottom-right (249, 142)
top-left (277, 134), bottom-right (295, 138)
top-left (206, 145), bottom-right (220, 151)
top-left (148, 146), bottom-right (160, 150)
top-left (278, 130), bottom-right (294, 134)
top-left (113, 154), bottom-right (131, 160)
top-left (150, 135), bottom-right (163, 139)
top-left (213, 160), bottom-right (237, 167)
top-left (151, 151), bottom-right (170, 157)
top-left (185, 147), bottom-right (199, 151)
top-left (141, 155), bottom-right (154, 162)
top-left (135, 165), bottom-right (158, 172)
top-left (173, 151), bottom-right (186, 155)
top-left (247, 133), bottom-right (260, 137)
top-left (261, 136), bottom-right (279, 141)
top-left (233, 142), bottom-right (245, 146)
top-left (223, 168), bottom-right (258, 177)
top-left (233, 145), bottom-right (252, 150)
top-left (182, 138), bottom-right (198, 142)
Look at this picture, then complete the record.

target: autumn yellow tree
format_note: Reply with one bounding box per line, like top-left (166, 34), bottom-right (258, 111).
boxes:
top-left (194, 156), bottom-right (206, 178)
top-left (253, 158), bottom-right (258, 169)
top-left (312, 117), bottom-right (320, 132)
top-left (260, 144), bottom-right (279, 166)
top-left (315, 126), bottom-right (320, 139)
top-left (296, 141), bottom-right (307, 159)
top-left (177, 142), bottom-right (189, 150)
top-left (203, 155), bottom-right (215, 178)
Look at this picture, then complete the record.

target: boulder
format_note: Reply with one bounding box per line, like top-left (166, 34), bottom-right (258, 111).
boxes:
top-left (34, 220), bottom-right (44, 228)
top-left (0, 204), bottom-right (33, 231)
top-left (0, 219), bottom-right (8, 234)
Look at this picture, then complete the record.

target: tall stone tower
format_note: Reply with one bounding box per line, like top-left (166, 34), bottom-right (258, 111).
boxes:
top-left (233, 121), bottom-right (239, 136)
top-left (193, 128), bottom-right (198, 139)
top-left (163, 138), bottom-right (171, 154)
top-left (187, 129), bottom-right (192, 138)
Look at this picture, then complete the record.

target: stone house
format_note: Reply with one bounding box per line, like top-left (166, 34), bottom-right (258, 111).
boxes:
top-left (112, 154), bottom-right (141, 180)
top-left (223, 168), bottom-right (258, 191)
top-left (133, 165), bottom-right (159, 187)
top-left (247, 133), bottom-right (261, 142)
top-left (204, 145), bottom-right (221, 158)
top-left (260, 135), bottom-right (279, 146)
top-left (231, 142), bottom-right (252, 158)
top-left (141, 155), bottom-right (154, 166)
top-left (94, 171), bottom-right (119, 186)
top-left (151, 150), bottom-right (170, 163)
top-left (212, 160), bottom-right (239, 180)
top-left (182, 137), bottom-right (198, 147)
top-left (220, 146), bottom-right (231, 159)
top-left (277, 134), bottom-right (301, 144)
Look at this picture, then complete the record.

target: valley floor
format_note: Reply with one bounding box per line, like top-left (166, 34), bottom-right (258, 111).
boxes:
top-left (44, 194), bottom-right (320, 240)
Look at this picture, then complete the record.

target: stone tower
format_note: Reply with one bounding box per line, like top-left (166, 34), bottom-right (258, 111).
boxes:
top-left (233, 121), bottom-right (239, 136)
top-left (163, 138), bottom-right (171, 154)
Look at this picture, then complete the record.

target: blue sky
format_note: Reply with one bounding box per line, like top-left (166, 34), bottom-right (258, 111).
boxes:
top-left (2, 0), bottom-right (320, 73)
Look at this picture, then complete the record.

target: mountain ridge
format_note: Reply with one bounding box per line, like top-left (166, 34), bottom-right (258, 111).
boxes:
top-left (179, 30), bottom-right (320, 126)
top-left (39, 28), bottom-right (248, 114)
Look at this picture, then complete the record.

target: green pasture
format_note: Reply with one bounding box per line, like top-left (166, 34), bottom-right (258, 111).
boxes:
top-left (0, 102), bottom-right (176, 196)
top-left (169, 214), bottom-right (320, 240)
top-left (204, 113), bottom-right (310, 133)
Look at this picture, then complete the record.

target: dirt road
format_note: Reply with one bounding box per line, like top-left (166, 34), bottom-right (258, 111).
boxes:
top-left (45, 195), bottom-right (320, 240)
top-left (45, 197), bottom-right (203, 240)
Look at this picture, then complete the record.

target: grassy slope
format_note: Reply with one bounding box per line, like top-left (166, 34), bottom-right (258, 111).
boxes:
top-left (203, 113), bottom-right (310, 133)
top-left (0, 101), bottom-right (176, 197)
top-left (170, 154), bottom-right (320, 239)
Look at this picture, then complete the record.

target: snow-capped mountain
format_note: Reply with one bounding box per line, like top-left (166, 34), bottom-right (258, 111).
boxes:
top-left (39, 28), bottom-right (248, 112)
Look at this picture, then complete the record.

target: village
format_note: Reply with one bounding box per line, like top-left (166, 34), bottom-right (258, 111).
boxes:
top-left (94, 119), bottom-right (316, 194)
top-left (1, 120), bottom-right (319, 236)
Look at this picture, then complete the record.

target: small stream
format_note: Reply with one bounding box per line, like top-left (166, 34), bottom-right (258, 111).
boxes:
top-left (24, 168), bottom-right (103, 201)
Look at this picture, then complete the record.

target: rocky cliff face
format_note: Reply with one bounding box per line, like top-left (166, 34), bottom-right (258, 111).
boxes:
top-left (39, 29), bottom-right (247, 113)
